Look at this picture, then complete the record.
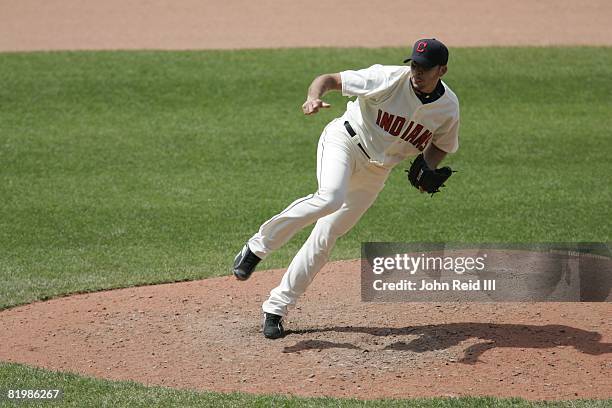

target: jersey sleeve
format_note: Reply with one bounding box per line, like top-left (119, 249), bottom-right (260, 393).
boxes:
top-left (432, 114), bottom-right (460, 154)
top-left (341, 65), bottom-right (408, 99)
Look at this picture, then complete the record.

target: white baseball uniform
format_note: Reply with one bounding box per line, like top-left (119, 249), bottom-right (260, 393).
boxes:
top-left (248, 64), bottom-right (460, 317)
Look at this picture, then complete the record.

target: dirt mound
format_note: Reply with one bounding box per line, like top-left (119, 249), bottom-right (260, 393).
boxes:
top-left (1, 260), bottom-right (610, 400)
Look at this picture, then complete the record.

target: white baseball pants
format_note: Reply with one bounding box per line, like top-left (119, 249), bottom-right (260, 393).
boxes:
top-left (248, 118), bottom-right (390, 317)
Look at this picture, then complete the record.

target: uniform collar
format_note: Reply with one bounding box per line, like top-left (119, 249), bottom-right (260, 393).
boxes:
top-left (411, 79), bottom-right (445, 105)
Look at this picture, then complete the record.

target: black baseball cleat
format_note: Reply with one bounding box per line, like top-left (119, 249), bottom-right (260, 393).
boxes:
top-left (232, 244), bottom-right (262, 281)
top-left (263, 313), bottom-right (285, 339)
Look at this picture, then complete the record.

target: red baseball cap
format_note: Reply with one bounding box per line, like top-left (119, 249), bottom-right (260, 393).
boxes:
top-left (403, 38), bottom-right (449, 68)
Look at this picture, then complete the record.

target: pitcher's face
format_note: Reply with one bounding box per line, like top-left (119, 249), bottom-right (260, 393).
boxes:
top-left (410, 62), bottom-right (447, 94)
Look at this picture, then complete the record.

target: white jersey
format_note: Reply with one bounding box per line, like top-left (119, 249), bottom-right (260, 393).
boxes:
top-left (340, 64), bottom-right (460, 168)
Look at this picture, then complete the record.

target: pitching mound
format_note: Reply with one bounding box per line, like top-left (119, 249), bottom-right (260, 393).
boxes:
top-left (0, 260), bottom-right (610, 400)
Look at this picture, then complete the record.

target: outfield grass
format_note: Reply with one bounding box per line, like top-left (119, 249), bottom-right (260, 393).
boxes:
top-left (0, 47), bottom-right (610, 406)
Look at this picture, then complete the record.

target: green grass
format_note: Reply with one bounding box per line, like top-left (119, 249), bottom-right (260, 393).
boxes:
top-left (0, 47), bottom-right (610, 406)
top-left (0, 363), bottom-right (609, 408)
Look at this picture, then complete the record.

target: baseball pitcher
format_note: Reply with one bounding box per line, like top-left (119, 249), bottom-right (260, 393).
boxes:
top-left (233, 39), bottom-right (460, 339)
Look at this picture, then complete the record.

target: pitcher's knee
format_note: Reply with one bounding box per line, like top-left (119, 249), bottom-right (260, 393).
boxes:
top-left (316, 191), bottom-right (344, 215)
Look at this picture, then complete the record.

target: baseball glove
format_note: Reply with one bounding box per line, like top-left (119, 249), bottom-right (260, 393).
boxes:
top-left (405, 153), bottom-right (455, 196)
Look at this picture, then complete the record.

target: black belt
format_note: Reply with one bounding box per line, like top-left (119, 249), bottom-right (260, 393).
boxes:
top-left (344, 121), bottom-right (371, 159)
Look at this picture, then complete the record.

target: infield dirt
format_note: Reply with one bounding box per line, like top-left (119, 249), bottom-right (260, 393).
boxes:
top-left (1, 0), bottom-right (612, 51)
